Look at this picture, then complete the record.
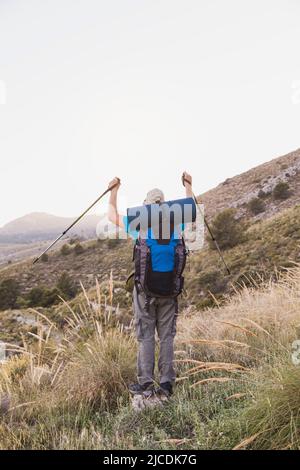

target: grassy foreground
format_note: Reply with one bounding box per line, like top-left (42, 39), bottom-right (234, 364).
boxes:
top-left (1, 269), bottom-right (300, 450)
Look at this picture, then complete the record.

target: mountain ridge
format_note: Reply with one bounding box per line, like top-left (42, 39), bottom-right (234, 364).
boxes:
top-left (0, 212), bottom-right (102, 243)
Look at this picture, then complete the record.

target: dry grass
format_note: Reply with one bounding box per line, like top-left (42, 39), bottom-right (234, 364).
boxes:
top-left (176, 268), bottom-right (300, 367)
top-left (0, 280), bottom-right (136, 449)
top-left (174, 268), bottom-right (300, 450)
top-left (1, 267), bottom-right (300, 449)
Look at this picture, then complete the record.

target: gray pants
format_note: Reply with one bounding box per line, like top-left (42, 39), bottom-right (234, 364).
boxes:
top-left (133, 286), bottom-right (178, 386)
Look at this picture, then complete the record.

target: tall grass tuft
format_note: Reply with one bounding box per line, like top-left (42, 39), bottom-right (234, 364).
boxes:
top-left (0, 279), bottom-right (136, 448)
top-left (236, 358), bottom-right (300, 450)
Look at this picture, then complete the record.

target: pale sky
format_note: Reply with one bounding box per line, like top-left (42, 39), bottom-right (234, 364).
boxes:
top-left (1, 0), bottom-right (300, 227)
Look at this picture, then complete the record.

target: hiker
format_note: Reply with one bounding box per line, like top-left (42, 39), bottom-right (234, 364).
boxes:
top-left (107, 172), bottom-right (193, 398)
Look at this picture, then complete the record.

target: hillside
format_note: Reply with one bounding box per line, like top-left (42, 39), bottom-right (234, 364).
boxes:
top-left (0, 239), bottom-right (73, 266)
top-left (199, 147), bottom-right (300, 220)
top-left (188, 203), bottom-right (300, 308)
top-left (1, 265), bottom-right (300, 449)
top-left (0, 238), bottom-right (132, 297)
top-left (1, 203), bottom-right (300, 316)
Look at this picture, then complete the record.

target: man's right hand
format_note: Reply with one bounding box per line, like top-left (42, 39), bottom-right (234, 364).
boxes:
top-left (108, 177), bottom-right (121, 191)
top-left (182, 171), bottom-right (192, 187)
top-left (182, 171), bottom-right (193, 198)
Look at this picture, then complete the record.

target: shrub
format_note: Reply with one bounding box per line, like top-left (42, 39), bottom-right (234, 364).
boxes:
top-left (107, 238), bottom-right (119, 249)
top-left (56, 272), bottom-right (77, 300)
top-left (69, 238), bottom-right (79, 245)
top-left (197, 269), bottom-right (226, 294)
top-left (272, 181), bottom-right (290, 200)
top-left (0, 278), bottom-right (20, 310)
top-left (41, 288), bottom-right (61, 307)
top-left (26, 287), bottom-right (45, 307)
top-left (257, 189), bottom-right (265, 198)
top-left (60, 244), bottom-right (72, 256)
top-left (15, 296), bottom-right (28, 309)
top-left (258, 189), bottom-right (271, 199)
top-left (26, 286), bottom-right (60, 308)
top-left (74, 243), bottom-right (84, 255)
top-left (207, 209), bottom-right (246, 250)
top-left (248, 197), bottom-right (265, 215)
top-left (41, 253), bottom-right (49, 262)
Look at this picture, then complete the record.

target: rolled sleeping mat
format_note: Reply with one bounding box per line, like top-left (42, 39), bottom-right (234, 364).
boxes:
top-left (126, 197), bottom-right (197, 232)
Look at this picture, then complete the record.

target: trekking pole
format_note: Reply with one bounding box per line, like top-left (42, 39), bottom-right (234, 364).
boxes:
top-left (32, 178), bottom-right (121, 264)
top-left (182, 175), bottom-right (231, 275)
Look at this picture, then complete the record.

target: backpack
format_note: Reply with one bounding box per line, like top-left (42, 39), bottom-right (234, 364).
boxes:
top-left (132, 227), bottom-right (187, 299)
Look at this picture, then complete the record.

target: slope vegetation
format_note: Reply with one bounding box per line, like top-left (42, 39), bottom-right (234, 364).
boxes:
top-left (1, 266), bottom-right (300, 450)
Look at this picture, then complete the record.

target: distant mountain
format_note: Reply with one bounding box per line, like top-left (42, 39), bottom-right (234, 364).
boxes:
top-left (0, 212), bottom-right (101, 243)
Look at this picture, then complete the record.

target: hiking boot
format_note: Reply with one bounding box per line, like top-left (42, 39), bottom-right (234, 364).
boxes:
top-left (158, 382), bottom-right (173, 397)
top-left (129, 382), bottom-right (154, 396)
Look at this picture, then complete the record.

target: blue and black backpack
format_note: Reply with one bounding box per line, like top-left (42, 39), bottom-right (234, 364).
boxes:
top-left (133, 225), bottom-right (187, 299)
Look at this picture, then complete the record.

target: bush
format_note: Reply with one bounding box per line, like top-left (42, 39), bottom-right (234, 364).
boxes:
top-left (56, 272), bottom-right (77, 300)
top-left (26, 286), bottom-right (60, 308)
top-left (107, 238), bottom-right (119, 249)
top-left (69, 238), bottom-right (79, 245)
top-left (60, 244), bottom-right (72, 256)
top-left (15, 296), bottom-right (28, 309)
top-left (41, 253), bottom-right (49, 262)
top-left (0, 278), bottom-right (20, 310)
top-left (272, 181), bottom-right (290, 200)
top-left (74, 243), bottom-right (84, 255)
top-left (248, 197), bottom-right (265, 215)
top-left (197, 269), bottom-right (225, 293)
top-left (22, 274), bottom-right (78, 308)
top-left (258, 189), bottom-right (270, 199)
top-left (26, 287), bottom-right (45, 307)
top-left (207, 209), bottom-right (246, 250)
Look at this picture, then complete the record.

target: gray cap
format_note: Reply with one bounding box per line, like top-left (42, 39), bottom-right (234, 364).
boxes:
top-left (144, 188), bottom-right (165, 205)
